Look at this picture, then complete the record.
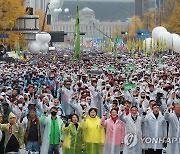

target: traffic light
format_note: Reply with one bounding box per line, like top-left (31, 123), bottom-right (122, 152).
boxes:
top-left (121, 31), bottom-right (128, 35)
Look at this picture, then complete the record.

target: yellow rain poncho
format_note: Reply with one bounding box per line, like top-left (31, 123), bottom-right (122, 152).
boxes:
top-left (81, 116), bottom-right (105, 154)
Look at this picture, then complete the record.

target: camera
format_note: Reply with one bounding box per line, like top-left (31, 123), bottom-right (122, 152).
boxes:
top-left (156, 92), bottom-right (163, 105)
top-left (156, 92), bottom-right (163, 98)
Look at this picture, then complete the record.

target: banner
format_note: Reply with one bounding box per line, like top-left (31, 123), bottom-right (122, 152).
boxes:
top-left (74, 4), bottom-right (80, 61)
top-left (124, 82), bottom-right (136, 92)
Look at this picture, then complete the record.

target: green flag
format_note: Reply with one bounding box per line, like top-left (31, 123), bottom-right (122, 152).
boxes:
top-left (127, 64), bottom-right (135, 71)
top-left (144, 38), bottom-right (147, 57)
top-left (107, 39), bottom-right (112, 54)
top-left (74, 4), bottom-right (80, 61)
top-left (127, 39), bottom-right (131, 53)
top-left (158, 56), bottom-right (163, 66)
top-left (107, 65), bottom-right (115, 73)
top-left (124, 82), bottom-right (136, 92)
top-left (17, 37), bottom-right (21, 58)
top-left (150, 38), bottom-right (153, 57)
top-left (92, 64), bottom-right (98, 70)
top-left (114, 37), bottom-right (118, 60)
top-left (147, 64), bottom-right (151, 72)
top-left (124, 69), bottom-right (129, 75)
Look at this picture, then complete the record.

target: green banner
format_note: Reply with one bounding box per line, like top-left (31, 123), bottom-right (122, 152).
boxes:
top-left (124, 82), bottom-right (136, 92)
top-left (107, 65), bottom-right (115, 73)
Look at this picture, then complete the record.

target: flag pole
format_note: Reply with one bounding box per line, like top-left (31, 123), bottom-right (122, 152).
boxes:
top-left (74, 0), bottom-right (80, 61)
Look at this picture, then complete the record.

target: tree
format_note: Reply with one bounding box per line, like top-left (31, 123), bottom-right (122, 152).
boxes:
top-left (0, 0), bottom-right (25, 30)
top-left (0, 0), bottom-right (26, 49)
top-left (162, 0), bottom-right (176, 21)
top-left (143, 11), bottom-right (155, 32)
top-left (162, 0), bottom-right (180, 32)
top-left (129, 16), bottom-right (143, 38)
top-left (112, 24), bottom-right (121, 38)
top-left (36, 9), bottom-right (50, 32)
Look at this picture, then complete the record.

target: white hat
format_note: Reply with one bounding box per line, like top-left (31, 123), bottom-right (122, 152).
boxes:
top-left (8, 112), bottom-right (16, 121)
top-left (106, 84), bottom-right (111, 87)
top-left (1, 92), bottom-right (6, 96)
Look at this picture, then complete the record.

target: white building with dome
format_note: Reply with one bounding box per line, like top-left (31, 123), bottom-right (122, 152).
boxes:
top-left (51, 7), bottom-right (128, 39)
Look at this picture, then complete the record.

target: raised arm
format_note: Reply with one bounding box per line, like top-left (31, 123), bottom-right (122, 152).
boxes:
top-left (101, 112), bottom-right (107, 126)
top-left (119, 110), bottom-right (127, 123)
top-left (164, 106), bottom-right (173, 121)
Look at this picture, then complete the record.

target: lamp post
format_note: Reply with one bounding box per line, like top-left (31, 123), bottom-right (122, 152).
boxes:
top-left (42, 2), bottom-right (50, 32)
top-left (54, 8), bottom-right (69, 21)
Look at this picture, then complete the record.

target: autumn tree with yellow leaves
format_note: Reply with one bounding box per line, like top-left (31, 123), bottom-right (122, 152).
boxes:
top-left (0, 0), bottom-right (26, 50)
top-left (112, 24), bottom-right (121, 38)
top-left (142, 11), bottom-right (155, 32)
top-left (162, 0), bottom-right (180, 32)
top-left (36, 9), bottom-right (50, 32)
top-left (0, 0), bottom-right (25, 30)
top-left (128, 16), bottom-right (143, 38)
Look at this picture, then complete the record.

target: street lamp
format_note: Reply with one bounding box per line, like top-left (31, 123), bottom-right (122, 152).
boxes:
top-left (54, 8), bottom-right (70, 21)
top-left (54, 8), bottom-right (62, 13)
top-left (64, 8), bottom-right (69, 13)
top-left (54, 8), bottom-right (69, 13)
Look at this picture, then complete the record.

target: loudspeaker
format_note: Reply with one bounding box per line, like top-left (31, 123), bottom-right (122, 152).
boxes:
top-left (47, 14), bottom-right (51, 25)
top-left (26, 7), bottom-right (33, 15)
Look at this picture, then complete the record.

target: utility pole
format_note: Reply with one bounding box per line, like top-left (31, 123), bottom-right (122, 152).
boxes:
top-left (42, 2), bottom-right (50, 32)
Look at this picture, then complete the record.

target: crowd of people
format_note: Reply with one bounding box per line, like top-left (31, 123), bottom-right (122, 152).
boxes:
top-left (0, 51), bottom-right (179, 154)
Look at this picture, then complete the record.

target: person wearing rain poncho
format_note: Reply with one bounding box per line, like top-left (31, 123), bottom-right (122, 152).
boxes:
top-left (120, 106), bottom-right (142, 154)
top-left (101, 108), bottom-right (125, 154)
top-left (62, 114), bottom-right (84, 154)
top-left (143, 103), bottom-right (167, 154)
top-left (164, 104), bottom-right (180, 154)
top-left (0, 113), bottom-right (5, 154)
top-left (40, 106), bottom-right (64, 154)
top-left (0, 112), bottom-right (24, 154)
top-left (81, 107), bottom-right (105, 154)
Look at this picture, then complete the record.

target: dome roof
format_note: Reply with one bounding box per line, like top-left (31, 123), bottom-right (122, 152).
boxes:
top-left (81, 7), bottom-right (94, 12)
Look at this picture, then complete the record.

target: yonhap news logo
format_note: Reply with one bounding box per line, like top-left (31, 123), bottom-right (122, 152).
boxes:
top-left (141, 137), bottom-right (180, 144)
top-left (124, 133), bottom-right (138, 148)
top-left (124, 133), bottom-right (180, 147)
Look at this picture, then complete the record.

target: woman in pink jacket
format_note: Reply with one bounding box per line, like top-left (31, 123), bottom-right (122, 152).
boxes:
top-left (101, 108), bottom-right (125, 154)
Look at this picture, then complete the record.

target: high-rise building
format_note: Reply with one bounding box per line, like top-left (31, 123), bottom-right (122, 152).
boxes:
top-left (135, 0), bottom-right (144, 19)
top-left (135, 0), bottom-right (165, 19)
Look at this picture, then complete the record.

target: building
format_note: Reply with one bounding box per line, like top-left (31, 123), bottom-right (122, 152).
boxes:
top-left (56, 0), bottom-right (134, 22)
top-left (51, 7), bottom-right (128, 40)
top-left (135, 0), bottom-right (144, 19)
top-left (24, 0), bottom-right (49, 14)
top-left (135, 0), bottom-right (166, 19)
